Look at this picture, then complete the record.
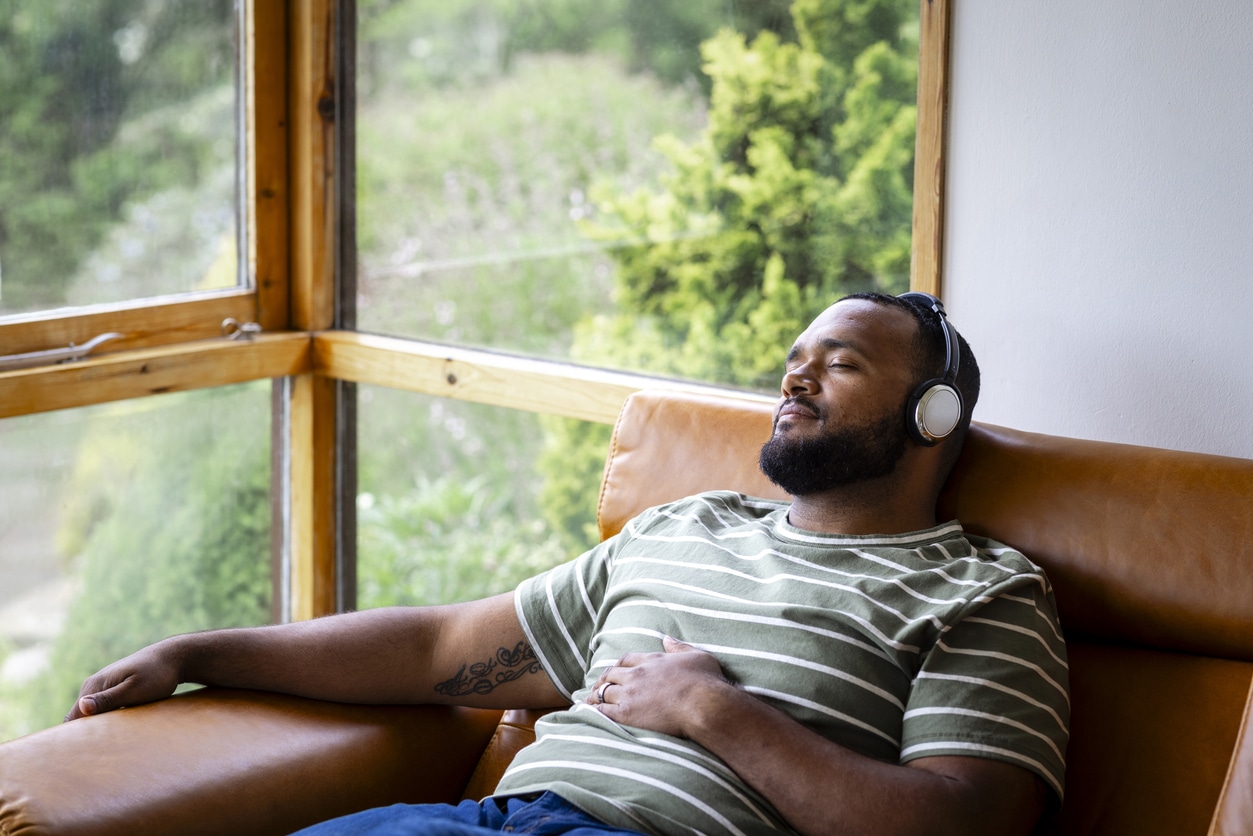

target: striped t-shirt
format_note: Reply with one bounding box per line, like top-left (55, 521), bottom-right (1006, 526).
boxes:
top-left (495, 491), bottom-right (1070, 836)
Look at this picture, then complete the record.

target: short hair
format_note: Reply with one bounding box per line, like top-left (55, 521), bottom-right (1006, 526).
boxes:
top-left (839, 292), bottom-right (981, 477)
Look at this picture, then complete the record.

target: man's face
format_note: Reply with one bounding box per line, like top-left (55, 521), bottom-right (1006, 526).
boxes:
top-left (759, 300), bottom-right (920, 496)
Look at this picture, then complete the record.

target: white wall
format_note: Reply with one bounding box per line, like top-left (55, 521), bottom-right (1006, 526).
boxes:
top-left (943, 0), bottom-right (1253, 460)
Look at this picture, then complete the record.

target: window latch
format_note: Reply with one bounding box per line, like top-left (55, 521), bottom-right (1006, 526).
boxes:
top-left (0, 331), bottom-right (125, 372)
top-left (221, 318), bottom-right (262, 341)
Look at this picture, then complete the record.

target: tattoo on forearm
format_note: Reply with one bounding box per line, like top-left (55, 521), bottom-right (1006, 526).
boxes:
top-left (435, 641), bottom-right (542, 697)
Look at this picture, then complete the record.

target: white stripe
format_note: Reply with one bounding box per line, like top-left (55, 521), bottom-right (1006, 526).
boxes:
top-left (505, 760), bottom-right (750, 836)
top-left (738, 495), bottom-right (790, 512)
top-left (605, 574), bottom-right (922, 654)
top-left (903, 706), bottom-right (1065, 762)
top-left (617, 543), bottom-right (1000, 615)
top-left (514, 588), bottom-right (572, 702)
top-left (998, 595), bottom-right (1066, 644)
top-left (541, 732), bottom-right (776, 826)
top-left (592, 626), bottom-right (665, 661)
top-left (634, 732), bottom-right (745, 779)
top-left (616, 571), bottom-right (947, 637)
top-left (935, 640), bottom-right (1070, 705)
top-left (776, 517), bottom-right (965, 548)
top-left (961, 616), bottom-right (1069, 670)
top-left (916, 671), bottom-right (1068, 732)
top-left (742, 685), bottom-right (900, 746)
top-left (617, 549), bottom-right (984, 602)
top-left (925, 562), bottom-right (994, 588)
top-left (545, 573), bottom-right (587, 668)
top-left (693, 641), bottom-right (905, 709)
top-left (574, 552), bottom-right (597, 622)
top-left (900, 740), bottom-right (1063, 799)
top-left (613, 598), bottom-right (892, 661)
top-left (656, 510), bottom-right (769, 542)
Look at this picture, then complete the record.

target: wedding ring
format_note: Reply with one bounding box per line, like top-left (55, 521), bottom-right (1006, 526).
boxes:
top-left (596, 681), bottom-right (613, 705)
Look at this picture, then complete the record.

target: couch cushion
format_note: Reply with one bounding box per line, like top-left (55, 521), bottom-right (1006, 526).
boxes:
top-left (1051, 642), bottom-right (1251, 836)
top-left (940, 423), bottom-right (1253, 661)
top-left (597, 390), bottom-right (784, 540)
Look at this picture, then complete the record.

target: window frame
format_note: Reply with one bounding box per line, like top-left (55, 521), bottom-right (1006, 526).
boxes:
top-left (0, 0), bottom-right (295, 413)
top-left (0, 0), bottom-right (952, 621)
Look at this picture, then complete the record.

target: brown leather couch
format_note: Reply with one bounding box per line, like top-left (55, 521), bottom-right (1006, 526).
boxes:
top-left (2, 389), bottom-right (1251, 835)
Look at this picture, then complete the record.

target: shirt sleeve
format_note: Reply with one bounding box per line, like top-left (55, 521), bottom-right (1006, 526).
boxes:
top-left (900, 573), bottom-right (1071, 804)
top-left (513, 532), bottom-right (619, 701)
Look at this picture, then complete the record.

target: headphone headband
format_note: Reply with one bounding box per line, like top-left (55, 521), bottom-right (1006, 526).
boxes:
top-left (897, 292), bottom-right (963, 446)
top-left (897, 291), bottom-right (959, 385)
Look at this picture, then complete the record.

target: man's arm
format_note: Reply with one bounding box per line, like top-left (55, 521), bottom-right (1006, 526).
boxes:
top-left (65, 592), bottom-right (568, 721)
top-left (589, 637), bottom-right (1046, 836)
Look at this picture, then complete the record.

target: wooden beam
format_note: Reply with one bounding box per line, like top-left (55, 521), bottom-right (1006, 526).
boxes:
top-left (911, 0), bottom-right (953, 298)
top-left (250, 0), bottom-right (291, 332)
top-left (313, 330), bottom-right (773, 426)
top-left (0, 332), bottom-right (310, 419)
top-left (0, 293), bottom-right (258, 360)
top-left (283, 0), bottom-right (340, 620)
top-left (287, 373), bottom-right (339, 620)
top-left (288, 0), bottom-right (336, 333)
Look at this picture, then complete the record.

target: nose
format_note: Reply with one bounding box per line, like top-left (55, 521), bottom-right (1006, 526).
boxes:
top-left (780, 361), bottom-right (817, 398)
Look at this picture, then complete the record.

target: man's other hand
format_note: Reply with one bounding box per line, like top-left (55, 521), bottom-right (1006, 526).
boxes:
top-left (64, 639), bottom-right (182, 722)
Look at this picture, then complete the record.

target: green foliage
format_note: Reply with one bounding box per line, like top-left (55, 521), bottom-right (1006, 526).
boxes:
top-left (0, 0), bottom-right (235, 311)
top-left (5, 387), bottom-right (271, 736)
top-left (358, 0), bottom-right (794, 92)
top-left (358, 475), bottom-right (567, 609)
top-left (538, 0), bottom-right (918, 546)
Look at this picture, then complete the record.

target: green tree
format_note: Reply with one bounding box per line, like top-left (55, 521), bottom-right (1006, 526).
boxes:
top-left (539, 0), bottom-right (919, 550)
top-left (357, 0), bottom-right (794, 93)
top-left (6, 386), bottom-right (271, 737)
top-left (357, 474), bottom-right (567, 609)
top-left (0, 0), bottom-right (235, 311)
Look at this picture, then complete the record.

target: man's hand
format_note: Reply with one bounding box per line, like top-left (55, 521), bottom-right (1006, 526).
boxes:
top-left (584, 635), bottom-right (736, 737)
top-left (64, 638), bottom-right (183, 722)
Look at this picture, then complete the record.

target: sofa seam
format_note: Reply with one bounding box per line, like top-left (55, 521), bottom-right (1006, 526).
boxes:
top-left (595, 395), bottom-right (632, 540)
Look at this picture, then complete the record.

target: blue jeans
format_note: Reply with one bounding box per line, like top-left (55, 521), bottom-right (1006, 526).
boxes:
top-left (289, 792), bottom-right (645, 836)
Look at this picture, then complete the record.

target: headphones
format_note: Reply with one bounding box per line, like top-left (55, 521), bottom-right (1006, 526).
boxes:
top-left (897, 292), bottom-right (963, 446)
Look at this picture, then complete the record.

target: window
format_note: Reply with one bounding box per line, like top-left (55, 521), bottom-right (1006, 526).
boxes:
top-left (0, 0), bottom-right (288, 366)
top-left (0, 385), bottom-right (272, 742)
top-left (355, 0), bottom-right (923, 393)
top-left (0, 0), bottom-right (953, 736)
top-left (0, 1), bottom-right (244, 318)
top-left (345, 0), bottom-right (937, 588)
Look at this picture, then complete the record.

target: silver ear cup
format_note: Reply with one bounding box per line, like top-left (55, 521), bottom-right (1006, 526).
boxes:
top-left (914, 384), bottom-right (962, 442)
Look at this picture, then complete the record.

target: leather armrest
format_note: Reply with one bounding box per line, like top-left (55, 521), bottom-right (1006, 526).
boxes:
top-left (0, 687), bottom-right (502, 836)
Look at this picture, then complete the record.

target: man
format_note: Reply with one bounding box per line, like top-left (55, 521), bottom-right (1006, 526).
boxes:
top-left (67, 293), bottom-right (1069, 836)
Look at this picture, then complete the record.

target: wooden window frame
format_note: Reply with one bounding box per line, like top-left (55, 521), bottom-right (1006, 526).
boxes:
top-left (0, 0), bottom-right (952, 621)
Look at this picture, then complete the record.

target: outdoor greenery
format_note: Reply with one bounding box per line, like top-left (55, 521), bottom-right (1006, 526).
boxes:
top-left (539, 0), bottom-right (918, 546)
top-left (1, 387), bottom-right (271, 737)
top-left (0, 0), bottom-right (237, 312)
top-left (0, 0), bottom-right (917, 740)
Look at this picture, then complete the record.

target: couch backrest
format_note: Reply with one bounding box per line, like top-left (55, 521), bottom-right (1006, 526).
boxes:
top-left (595, 388), bottom-right (1253, 836)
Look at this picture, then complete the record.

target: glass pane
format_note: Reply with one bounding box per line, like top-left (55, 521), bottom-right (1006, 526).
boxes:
top-left (356, 0), bottom-right (918, 392)
top-left (357, 385), bottom-right (599, 609)
top-left (0, 0), bottom-right (243, 318)
top-left (0, 383), bottom-right (271, 742)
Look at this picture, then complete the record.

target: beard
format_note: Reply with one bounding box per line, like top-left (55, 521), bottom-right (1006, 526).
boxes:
top-left (758, 400), bottom-right (909, 496)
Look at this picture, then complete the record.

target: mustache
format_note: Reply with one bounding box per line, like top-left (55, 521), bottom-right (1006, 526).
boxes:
top-left (775, 396), bottom-right (823, 424)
